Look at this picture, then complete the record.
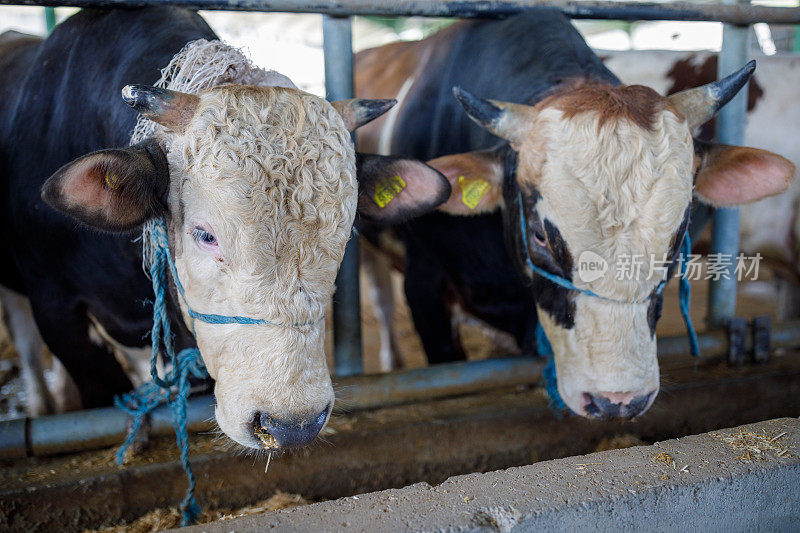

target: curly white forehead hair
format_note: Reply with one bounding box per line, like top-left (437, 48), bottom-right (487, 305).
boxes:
top-left (171, 84), bottom-right (357, 324)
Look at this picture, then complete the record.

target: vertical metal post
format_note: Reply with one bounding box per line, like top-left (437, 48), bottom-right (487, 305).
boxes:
top-left (323, 15), bottom-right (363, 376)
top-left (707, 0), bottom-right (750, 328)
top-left (44, 7), bottom-right (56, 33)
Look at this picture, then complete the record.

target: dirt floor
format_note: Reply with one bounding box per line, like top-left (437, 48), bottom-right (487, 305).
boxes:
top-left (88, 491), bottom-right (309, 532)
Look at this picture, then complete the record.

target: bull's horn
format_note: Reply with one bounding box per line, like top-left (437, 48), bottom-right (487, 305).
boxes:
top-left (668, 60), bottom-right (756, 130)
top-left (121, 85), bottom-right (200, 133)
top-left (331, 98), bottom-right (397, 131)
top-left (453, 87), bottom-right (534, 145)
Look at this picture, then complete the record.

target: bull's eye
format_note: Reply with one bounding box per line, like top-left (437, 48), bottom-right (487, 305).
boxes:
top-left (533, 230), bottom-right (546, 247)
top-left (192, 226), bottom-right (218, 247)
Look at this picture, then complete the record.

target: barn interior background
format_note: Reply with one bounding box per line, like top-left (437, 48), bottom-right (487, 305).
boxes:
top-left (1, 0), bottom-right (799, 530)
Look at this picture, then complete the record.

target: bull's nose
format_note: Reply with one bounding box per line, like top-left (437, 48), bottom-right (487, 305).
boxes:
top-left (252, 405), bottom-right (330, 449)
top-left (583, 391), bottom-right (655, 420)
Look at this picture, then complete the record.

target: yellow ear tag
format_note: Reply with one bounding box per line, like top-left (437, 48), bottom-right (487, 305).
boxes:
top-left (374, 175), bottom-right (407, 208)
top-left (458, 175), bottom-right (490, 209)
top-left (104, 171), bottom-right (121, 190)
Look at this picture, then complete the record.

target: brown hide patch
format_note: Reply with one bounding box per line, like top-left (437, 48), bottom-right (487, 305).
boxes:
top-left (537, 82), bottom-right (681, 132)
top-left (666, 55), bottom-right (764, 140)
top-left (353, 24), bottom-right (462, 152)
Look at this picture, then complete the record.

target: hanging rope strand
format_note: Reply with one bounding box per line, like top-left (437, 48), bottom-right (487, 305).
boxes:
top-left (116, 220), bottom-right (207, 526)
top-left (679, 232), bottom-right (700, 357)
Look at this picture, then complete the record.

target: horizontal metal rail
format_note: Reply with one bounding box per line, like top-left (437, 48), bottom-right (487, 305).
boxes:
top-left (2, 321), bottom-right (799, 460)
top-left (3, 0), bottom-right (800, 24)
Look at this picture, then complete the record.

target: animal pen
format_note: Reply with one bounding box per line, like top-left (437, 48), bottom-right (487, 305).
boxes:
top-left (1, 0), bottom-right (800, 530)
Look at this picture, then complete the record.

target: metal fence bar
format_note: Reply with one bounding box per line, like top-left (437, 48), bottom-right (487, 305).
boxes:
top-left (4, 320), bottom-right (800, 460)
top-left (707, 0), bottom-right (750, 329)
top-left (4, 0), bottom-right (800, 24)
top-left (323, 15), bottom-right (363, 376)
top-left (43, 6), bottom-right (56, 32)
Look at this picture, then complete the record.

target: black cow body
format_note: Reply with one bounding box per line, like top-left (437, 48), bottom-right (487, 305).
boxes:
top-left (357, 11), bottom-right (618, 362)
top-left (0, 8), bottom-right (211, 407)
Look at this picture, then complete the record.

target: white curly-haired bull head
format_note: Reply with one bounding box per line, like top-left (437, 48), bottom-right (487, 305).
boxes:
top-left (43, 83), bottom-right (450, 449)
top-left (429, 62), bottom-right (795, 420)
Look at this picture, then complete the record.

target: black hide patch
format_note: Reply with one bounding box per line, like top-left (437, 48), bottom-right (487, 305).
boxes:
top-left (648, 206), bottom-right (691, 337)
top-left (647, 292), bottom-right (664, 338)
top-left (500, 146), bottom-right (575, 330)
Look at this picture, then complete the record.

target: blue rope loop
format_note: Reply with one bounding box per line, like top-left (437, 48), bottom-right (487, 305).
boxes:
top-left (116, 218), bottom-right (326, 526)
top-left (115, 348), bottom-right (205, 525)
top-left (518, 192), bottom-right (700, 408)
top-left (152, 220), bottom-right (323, 328)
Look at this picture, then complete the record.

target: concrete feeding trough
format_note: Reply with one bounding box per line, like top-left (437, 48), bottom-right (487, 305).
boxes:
top-left (183, 418), bottom-right (800, 532)
top-left (2, 348), bottom-right (800, 531)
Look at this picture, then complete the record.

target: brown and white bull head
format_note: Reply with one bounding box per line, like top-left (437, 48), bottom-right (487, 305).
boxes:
top-left (42, 83), bottom-right (450, 449)
top-left (431, 62), bottom-right (795, 420)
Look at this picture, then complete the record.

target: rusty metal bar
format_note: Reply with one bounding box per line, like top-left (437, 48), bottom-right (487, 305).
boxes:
top-left (2, 0), bottom-right (800, 24)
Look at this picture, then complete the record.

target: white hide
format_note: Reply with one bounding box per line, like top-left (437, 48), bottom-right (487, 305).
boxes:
top-left (603, 49), bottom-right (800, 265)
top-left (164, 86), bottom-right (354, 448)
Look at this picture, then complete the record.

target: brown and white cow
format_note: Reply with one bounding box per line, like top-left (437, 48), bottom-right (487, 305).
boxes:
top-left (355, 11), bottom-right (795, 419)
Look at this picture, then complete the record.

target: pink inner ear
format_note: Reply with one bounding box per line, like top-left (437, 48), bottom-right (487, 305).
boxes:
top-left (60, 157), bottom-right (116, 212)
top-left (428, 152), bottom-right (504, 216)
top-left (695, 146), bottom-right (796, 207)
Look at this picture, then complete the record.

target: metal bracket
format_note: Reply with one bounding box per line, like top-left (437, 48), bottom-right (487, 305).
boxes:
top-left (751, 315), bottom-right (772, 364)
top-left (726, 317), bottom-right (748, 366)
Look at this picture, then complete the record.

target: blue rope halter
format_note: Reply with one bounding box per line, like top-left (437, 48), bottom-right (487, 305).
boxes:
top-left (115, 219), bottom-right (324, 526)
top-left (517, 193), bottom-right (700, 409)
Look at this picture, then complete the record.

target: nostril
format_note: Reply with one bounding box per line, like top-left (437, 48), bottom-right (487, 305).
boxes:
top-left (583, 391), bottom-right (655, 420)
top-left (584, 393), bottom-right (621, 419)
top-left (252, 404), bottom-right (331, 449)
top-left (626, 391), bottom-right (655, 417)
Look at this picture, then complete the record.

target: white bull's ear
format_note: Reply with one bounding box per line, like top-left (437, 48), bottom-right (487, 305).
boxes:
top-left (428, 149), bottom-right (505, 215)
top-left (42, 139), bottom-right (169, 231)
top-left (355, 154), bottom-right (451, 224)
top-left (331, 98), bottom-right (397, 131)
top-left (694, 141), bottom-right (796, 207)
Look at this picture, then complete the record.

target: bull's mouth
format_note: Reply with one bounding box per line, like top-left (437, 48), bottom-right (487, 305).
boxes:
top-left (252, 421), bottom-right (281, 451)
top-left (248, 404), bottom-right (331, 451)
